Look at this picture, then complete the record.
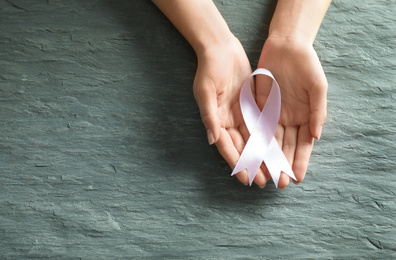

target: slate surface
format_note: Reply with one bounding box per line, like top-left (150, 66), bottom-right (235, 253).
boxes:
top-left (1, 0), bottom-right (395, 259)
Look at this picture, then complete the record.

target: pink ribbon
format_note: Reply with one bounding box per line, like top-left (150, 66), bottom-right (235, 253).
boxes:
top-left (231, 68), bottom-right (296, 187)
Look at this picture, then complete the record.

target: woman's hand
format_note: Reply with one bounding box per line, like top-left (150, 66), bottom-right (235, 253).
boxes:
top-left (256, 36), bottom-right (328, 189)
top-left (152, 0), bottom-right (268, 186)
top-left (194, 37), bottom-right (272, 187)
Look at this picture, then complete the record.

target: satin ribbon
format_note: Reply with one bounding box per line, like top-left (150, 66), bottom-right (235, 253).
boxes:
top-left (231, 68), bottom-right (296, 187)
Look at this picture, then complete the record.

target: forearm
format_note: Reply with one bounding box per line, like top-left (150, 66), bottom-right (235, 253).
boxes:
top-left (152, 0), bottom-right (234, 55)
top-left (269, 0), bottom-right (331, 44)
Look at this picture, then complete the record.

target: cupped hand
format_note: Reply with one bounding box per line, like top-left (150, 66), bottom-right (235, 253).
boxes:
top-left (256, 37), bottom-right (328, 189)
top-left (193, 37), bottom-right (271, 187)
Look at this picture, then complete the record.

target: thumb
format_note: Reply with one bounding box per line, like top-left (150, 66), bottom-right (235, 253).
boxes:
top-left (309, 81), bottom-right (328, 140)
top-left (194, 83), bottom-right (221, 145)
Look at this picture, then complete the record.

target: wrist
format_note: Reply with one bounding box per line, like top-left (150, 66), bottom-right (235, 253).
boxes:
top-left (195, 33), bottom-right (238, 60)
top-left (154, 0), bottom-right (235, 57)
top-left (186, 2), bottom-right (235, 56)
top-left (258, 36), bottom-right (312, 70)
top-left (268, 0), bottom-right (331, 46)
top-left (268, 26), bottom-right (315, 46)
top-left (265, 34), bottom-right (312, 53)
top-left (193, 27), bottom-right (235, 57)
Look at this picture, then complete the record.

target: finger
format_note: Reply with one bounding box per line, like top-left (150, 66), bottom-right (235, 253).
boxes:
top-left (260, 163), bottom-right (270, 183)
top-left (251, 166), bottom-right (267, 188)
top-left (309, 79), bottom-right (328, 140)
top-left (278, 126), bottom-right (298, 189)
top-left (274, 124), bottom-right (284, 148)
top-left (282, 126), bottom-right (298, 165)
top-left (268, 124), bottom-right (285, 187)
top-left (237, 123), bottom-right (250, 143)
top-left (229, 127), bottom-right (246, 154)
top-left (216, 127), bottom-right (249, 185)
top-left (193, 82), bottom-right (221, 145)
top-left (293, 124), bottom-right (314, 184)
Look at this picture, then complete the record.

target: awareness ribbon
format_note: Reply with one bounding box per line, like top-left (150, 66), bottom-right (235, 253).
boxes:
top-left (231, 68), bottom-right (296, 187)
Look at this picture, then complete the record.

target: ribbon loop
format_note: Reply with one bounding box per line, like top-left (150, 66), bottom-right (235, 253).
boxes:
top-left (231, 68), bottom-right (296, 187)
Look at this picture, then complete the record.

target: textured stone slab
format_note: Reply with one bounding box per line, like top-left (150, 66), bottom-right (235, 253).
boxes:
top-left (0, 0), bottom-right (395, 259)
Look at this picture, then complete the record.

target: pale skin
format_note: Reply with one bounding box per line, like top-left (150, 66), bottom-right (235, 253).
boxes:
top-left (153, 0), bottom-right (330, 189)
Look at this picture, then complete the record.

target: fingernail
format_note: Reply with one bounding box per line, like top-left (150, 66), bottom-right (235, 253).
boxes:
top-left (207, 129), bottom-right (215, 145)
top-left (317, 125), bottom-right (323, 140)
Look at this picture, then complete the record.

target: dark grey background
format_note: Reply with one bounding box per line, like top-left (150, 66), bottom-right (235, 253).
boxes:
top-left (1, 0), bottom-right (395, 259)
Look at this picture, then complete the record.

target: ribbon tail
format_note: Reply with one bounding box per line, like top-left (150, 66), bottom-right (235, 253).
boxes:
top-left (231, 139), bottom-right (264, 186)
top-left (264, 138), bottom-right (296, 188)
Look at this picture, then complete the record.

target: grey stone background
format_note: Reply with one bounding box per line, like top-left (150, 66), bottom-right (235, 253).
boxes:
top-left (1, 0), bottom-right (395, 259)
